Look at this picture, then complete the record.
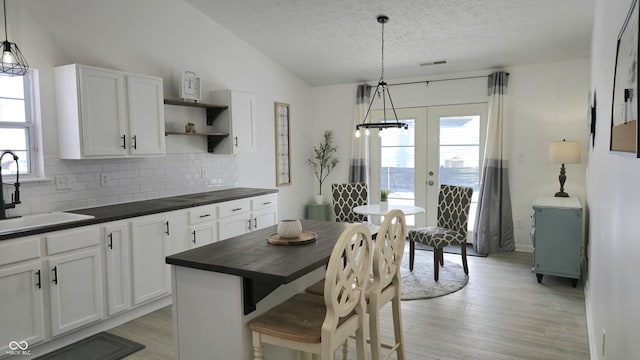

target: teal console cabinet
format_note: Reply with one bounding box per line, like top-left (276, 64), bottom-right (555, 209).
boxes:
top-left (531, 196), bottom-right (582, 287)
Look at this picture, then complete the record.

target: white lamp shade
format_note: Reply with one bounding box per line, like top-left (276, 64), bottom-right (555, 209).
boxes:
top-left (548, 140), bottom-right (581, 164)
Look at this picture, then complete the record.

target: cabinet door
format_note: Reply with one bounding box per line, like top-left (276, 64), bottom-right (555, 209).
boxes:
top-left (104, 222), bottom-right (131, 316)
top-left (48, 247), bottom-right (103, 337)
top-left (78, 66), bottom-right (127, 157)
top-left (188, 222), bottom-right (218, 249)
top-left (231, 91), bottom-right (256, 154)
top-left (218, 215), bottom-right (251, 241)
top-left (252, 209), bottom-right (277, 231)
top-left (127, 75), bottom-right (165, 156)
top-left (0, 261), bottom-right (45, 353)
top-left (130, 216), bottom-right (170, 305)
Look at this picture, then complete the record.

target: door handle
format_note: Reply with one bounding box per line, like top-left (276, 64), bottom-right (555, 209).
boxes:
top-left (52, 266), bottom-right (58, 285)
top-left (428, 171), bottom-right (434, 176)
top-left (35, 270), bottom-right (41, 289)
top-left (428, 180), bottom-right (435, 186)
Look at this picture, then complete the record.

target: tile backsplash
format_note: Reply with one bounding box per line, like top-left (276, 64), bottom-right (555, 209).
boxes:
top-left (2, 153), bottom-right (237, 216)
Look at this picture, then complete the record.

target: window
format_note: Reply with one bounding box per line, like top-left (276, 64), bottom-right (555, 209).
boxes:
top-left (0, 70), bottom-right (41, 178)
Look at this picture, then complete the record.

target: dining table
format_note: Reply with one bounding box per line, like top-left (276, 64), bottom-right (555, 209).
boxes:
top-left (353, 204), bottom-right (425, 225)
top-left (166, 219), bottom-right (351, 359)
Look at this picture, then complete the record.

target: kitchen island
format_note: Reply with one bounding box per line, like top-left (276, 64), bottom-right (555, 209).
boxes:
top-left (166, 219), bottom-right (350, 360)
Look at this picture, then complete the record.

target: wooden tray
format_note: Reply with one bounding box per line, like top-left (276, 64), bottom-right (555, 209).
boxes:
top-left (267, 231), bottom-right (317, 245)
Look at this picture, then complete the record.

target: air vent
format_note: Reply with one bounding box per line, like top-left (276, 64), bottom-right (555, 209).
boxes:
top-left (419, 60), bottom-right (447, 66)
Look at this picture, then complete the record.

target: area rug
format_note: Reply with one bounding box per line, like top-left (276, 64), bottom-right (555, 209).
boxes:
top-left (34, 332), bottom-right (144, 360)
top-left (414, 242), bottom-right (488, 257)
top-left (400, 247), bottom-right (469, 300)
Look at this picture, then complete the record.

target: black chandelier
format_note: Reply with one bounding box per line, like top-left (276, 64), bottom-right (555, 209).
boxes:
top-left (355, 15), bottom-right (407, 138)
top-left (1, 0), bottom-right (28, 77)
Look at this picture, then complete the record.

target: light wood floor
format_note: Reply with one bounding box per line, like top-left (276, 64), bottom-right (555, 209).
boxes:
top-left (109, 251), bottom-right (589, 359)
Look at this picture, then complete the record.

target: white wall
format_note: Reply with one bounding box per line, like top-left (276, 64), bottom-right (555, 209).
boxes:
top-left (2, 0), bottom-right (314, 219)
top-left (311, 60), bottom-right (590, 251)
top-left (586, 0), bottom-right (640, 359)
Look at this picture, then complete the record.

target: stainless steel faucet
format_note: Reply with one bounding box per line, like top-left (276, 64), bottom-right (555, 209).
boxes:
top-left (0, 150), bottom-right (21, 220)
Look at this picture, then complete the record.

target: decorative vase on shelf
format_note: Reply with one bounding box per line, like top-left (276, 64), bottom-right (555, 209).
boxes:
top-left (277, 219), bottom-right (302, 239)
top-left (314, 194), bottom-right (325, 205)
top-left (379, 201), bottom-right (388, 211)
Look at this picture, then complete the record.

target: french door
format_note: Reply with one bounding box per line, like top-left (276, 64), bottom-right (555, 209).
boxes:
top-left (370, 103), bottom-right (487, 234)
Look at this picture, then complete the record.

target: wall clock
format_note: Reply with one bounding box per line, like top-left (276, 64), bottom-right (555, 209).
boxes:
top-left (181, 71), bottom-right (201, 102)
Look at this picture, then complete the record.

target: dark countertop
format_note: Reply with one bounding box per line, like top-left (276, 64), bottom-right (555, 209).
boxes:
top-left (166, 219), bottom-right (350, 314)
top-left (0, 187), bottom-right (277, 241)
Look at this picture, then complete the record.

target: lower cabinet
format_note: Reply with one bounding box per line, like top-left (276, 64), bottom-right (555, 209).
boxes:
top-left (103, 222), bottom-right (131, 316)
top-left (48, 247), bottom-right (103, 337)
top-left (0, 259), bottom-right (45, 353)
top-left (130, 215), bottom-right (170, 305)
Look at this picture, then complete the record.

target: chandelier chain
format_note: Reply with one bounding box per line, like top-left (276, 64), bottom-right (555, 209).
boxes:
top-left (380, 18), bottom-right (384, 82)
top-left (3, 0), bottom-right (8, 42)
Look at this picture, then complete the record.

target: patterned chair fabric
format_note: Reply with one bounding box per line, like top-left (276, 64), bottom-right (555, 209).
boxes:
top-left (331, 183), bottom-right (368, 223)
top-left (408, 184), bottom-right (473, 280)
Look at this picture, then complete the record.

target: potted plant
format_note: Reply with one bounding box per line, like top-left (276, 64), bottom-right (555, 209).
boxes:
top-left (380, 188), bottom-right (391, 210)
top-left (306, 130), bottom-right (339, 204)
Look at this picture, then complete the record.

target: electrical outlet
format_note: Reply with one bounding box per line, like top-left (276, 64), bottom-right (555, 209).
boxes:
top-left (55, 175), bottom-right (71, 190)
top-left (100, 173), bottom-right (110, 187)
top-left (602, 328), bottom-right (606, 358)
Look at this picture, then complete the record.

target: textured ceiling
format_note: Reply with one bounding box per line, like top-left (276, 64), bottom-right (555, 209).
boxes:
top-left (185, 0), bottom-right (595, 86)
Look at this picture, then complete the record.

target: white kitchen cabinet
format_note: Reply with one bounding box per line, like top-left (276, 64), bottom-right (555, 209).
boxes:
top-left (0, 237), bottom-right (44, 353)
top-left (187, 204), bottom-right (218, 249)
top-left (218, 199), bottom-right (251, 240)
top-left (55, 64), bottom-right (165, 159)
top-left (48, 247), bottom-right (103, 337)
top-left (217, 195), bottom-right (278, 240)
top-left (130, 215), bottom-right (170, 305)
top-left (44, 226), bottom-right (103, 337)
top-left (250, 194), bottom-right (278, 231)
top-left (103, 222), bottom-right (131, 316)
top-left (210, 90), bottom-right (256, 154)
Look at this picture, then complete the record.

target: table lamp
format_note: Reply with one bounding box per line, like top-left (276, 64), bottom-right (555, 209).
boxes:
top-left (548, 139), bottom-right (581, 197)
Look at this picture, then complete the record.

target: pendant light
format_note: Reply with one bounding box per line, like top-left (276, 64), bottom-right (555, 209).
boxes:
top-left (1, 0), bottom-right (28, 76)
top-left (355, 15), bottom-right (407, 138)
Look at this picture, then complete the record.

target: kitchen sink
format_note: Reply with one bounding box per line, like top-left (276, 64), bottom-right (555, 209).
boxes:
top-left (0, 212), bottom-right (95, 233)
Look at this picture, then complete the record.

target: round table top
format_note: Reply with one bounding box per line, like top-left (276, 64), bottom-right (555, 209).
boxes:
top-left (353, 204), bottom-right (425, 216)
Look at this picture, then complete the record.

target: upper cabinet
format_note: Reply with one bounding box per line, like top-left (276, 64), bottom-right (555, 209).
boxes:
top-left (210, 90), bottom-right (257, 154)
top-left (55, 64), bottom-right (165, 159)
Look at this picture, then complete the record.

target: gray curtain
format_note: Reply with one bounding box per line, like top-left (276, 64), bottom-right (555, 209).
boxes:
top-left (349, 84), bottom-right (372, 183)
top-left (473, 71), bottom-right (515, 254)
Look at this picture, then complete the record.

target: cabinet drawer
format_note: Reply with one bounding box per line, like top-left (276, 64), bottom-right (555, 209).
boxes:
top-left (218, 199), bottom-right (250, 218)
top-left (188, 205), bottom-right (217, 224)
top-left (46, 226), bottom-right (100, 255)
top-left (251, 194), bottom-right (277, 211)
top-left (0, 236), bottom-right (41, 266)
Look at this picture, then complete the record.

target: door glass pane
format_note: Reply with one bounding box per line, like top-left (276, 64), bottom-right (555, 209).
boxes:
top-left (439, 116), bottom-right (480, 229)
top-left (380, 119), bottom-right (415, 224)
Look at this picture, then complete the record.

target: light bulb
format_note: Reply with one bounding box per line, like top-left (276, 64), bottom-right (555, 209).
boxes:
top-left (355, 129), bottom-right (361, 138)
top-left (2, 50), bottom-right (16, 65)
top-left (365, 128), bottom-right (370, 136)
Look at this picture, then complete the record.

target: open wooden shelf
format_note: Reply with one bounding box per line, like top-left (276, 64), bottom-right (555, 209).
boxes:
top-left (164, 99), bottom-right (230, 152)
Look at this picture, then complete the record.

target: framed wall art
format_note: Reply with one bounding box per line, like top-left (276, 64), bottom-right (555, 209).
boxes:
top-left (275, 102), bottom-right (291, 186)
top-left (610, 0), bottom-right (639, 157)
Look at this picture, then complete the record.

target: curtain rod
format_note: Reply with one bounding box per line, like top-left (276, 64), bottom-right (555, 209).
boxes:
top-left (368, 72), bottom-right (509, 87)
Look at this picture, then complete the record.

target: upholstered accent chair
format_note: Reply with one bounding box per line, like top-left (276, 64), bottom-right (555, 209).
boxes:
top-left (408, 184), bottom-right (473, 281)
top-left (331, 183), bottom-right (368, 223)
